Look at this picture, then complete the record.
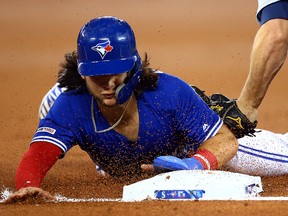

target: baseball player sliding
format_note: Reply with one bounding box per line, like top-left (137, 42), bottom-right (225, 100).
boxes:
top-left (4, 16), bottom-right (287, 204)
top-left (40, 83), bottom-right (288, 177)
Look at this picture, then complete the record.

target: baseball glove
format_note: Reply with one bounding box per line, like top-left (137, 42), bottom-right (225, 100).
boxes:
top-left (191, 85), bottom-right (258, 139)
top-left (209, 93), bottom-right (258, 138)
top-left (191, 85), bottom-right (211, 104)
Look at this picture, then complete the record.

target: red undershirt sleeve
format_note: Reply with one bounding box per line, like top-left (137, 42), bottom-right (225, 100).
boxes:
top-left (15, 141), bottom-right (63, 190)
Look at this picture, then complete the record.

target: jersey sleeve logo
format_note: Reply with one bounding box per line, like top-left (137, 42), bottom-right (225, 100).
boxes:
top-left (202, 123), bottom-right (209, 132)
top-left (37, 127), bottom-right (56, 135)
top-left (91, 40), bottom-right (113, 59)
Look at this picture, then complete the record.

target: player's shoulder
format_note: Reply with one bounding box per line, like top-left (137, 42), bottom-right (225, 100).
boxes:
top-left (156, 71), bottom-right (183, 81)
top-left (58, 86), bottom-right (88, 99)
top-left (50, 86), bottom-right (91, 115)
top-left (156, 71), bottom-right (190, 87)
top-left (156, 71), bottom-right (194, 94)
top-left (140, 71), bottom-right (195, 107)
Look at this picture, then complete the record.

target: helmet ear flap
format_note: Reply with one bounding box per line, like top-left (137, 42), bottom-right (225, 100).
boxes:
top-left (115, 53), bottom-right (142, 104)
top-left (133, 52), bottom-right (142, 72)
top-left (115, 70), bottom-right (142, 104)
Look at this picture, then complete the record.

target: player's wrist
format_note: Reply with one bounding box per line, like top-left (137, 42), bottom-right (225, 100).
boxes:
top-left (191, 149), bottom-right (218, 170)
top-left (152, 149), bottom-right (219, 172)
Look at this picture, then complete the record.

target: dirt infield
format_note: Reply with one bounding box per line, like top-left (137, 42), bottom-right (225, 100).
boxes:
top-left (0, 1), bottom-right (287, 215)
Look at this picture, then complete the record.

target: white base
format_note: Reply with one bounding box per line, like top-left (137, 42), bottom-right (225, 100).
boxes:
top-left (122, 170), bottom-right (263, 201)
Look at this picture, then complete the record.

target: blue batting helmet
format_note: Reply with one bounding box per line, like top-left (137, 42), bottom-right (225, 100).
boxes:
top-left (77, 16), bottom-right (141, 76)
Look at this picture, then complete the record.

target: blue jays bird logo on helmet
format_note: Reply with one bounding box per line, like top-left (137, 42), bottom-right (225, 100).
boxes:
top-left (91, 40), bottom-right (113, 59)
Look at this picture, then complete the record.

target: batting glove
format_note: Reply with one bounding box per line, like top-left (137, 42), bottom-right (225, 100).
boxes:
top-left (153, 156), bottom-right (204, 173)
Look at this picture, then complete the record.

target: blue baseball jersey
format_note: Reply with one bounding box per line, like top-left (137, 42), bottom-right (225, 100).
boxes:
top-left (32, 72), bottom-right (222, 176)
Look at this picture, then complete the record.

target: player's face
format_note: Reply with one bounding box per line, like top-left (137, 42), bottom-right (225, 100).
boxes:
top-left (83, 72), bottom-right (128, 107)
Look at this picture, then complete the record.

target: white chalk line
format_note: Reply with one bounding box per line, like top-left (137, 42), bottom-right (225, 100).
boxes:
top-left (53, 196), bottom-right (288, 202)
top-left (1, 188), bottom-right (288, 203)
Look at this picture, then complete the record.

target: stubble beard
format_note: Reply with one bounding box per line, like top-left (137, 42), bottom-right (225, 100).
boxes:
top-left (86, 83), bottom-right (118, 108)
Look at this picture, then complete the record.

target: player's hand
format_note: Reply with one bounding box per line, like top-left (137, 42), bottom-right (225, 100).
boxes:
top-left (3, 187), bottom-right (54, 204)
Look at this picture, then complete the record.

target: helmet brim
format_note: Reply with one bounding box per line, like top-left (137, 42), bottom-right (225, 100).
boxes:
top-left (78, 57), bottom-right (136, 76)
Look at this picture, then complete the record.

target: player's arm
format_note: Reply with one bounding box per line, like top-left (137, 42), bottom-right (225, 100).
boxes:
top-left (142, 124), bottom-right (238, 172)
top-left (142, 82), bottom-right (238, 172)
top-left (195, 124), bottom-right (238, 167)
top-left (3, 142), bottom-right (62, 203)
